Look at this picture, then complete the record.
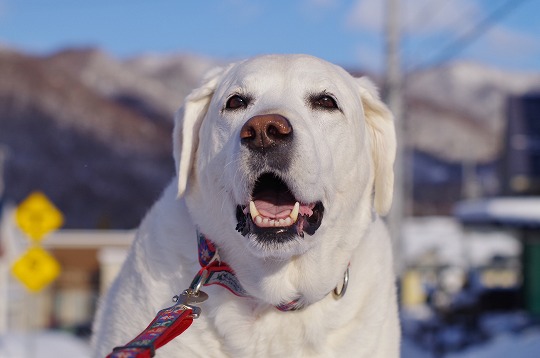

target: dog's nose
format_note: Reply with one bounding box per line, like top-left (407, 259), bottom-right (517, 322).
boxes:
top-left (240, 114), bottom-right (293, 152)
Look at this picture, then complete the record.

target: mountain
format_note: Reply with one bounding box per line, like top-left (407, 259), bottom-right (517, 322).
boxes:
top-left (405, 62), bottom-right (540, 163)
top-left (1, 48), bottom-right (539, 227)
top-left (0, 50), bottom-right (177, 228)
top-left (44, 49), bottom-right (218, 125)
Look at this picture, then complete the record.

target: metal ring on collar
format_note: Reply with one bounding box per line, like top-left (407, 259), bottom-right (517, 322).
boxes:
top-left (332, 267), bottom-right (349, 299)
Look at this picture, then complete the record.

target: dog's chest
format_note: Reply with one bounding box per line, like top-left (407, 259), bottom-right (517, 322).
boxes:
top-left (160, 292), bottom-right (350, 357)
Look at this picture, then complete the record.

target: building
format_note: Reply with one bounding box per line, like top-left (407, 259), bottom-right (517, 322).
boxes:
top-left (0, 206), bottom-right (133, 334)
top-left (501, 93), bottom-right (540, 195)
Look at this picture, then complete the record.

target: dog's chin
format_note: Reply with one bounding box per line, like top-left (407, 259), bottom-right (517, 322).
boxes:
top-left (235, 202), bottom-right (324, 259)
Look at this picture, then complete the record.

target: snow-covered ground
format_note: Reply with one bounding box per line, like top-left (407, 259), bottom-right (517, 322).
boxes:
top-left (400, 216), bottom-right (540, 357)
top-left (447, 330), bottom-right (540, 358)
top-left (0, 331), bottom-right (91, 358)
top-left (1, 326), bottom-right (538, 357)
top-left (0, 216), bottom-right (538, 357)
top-left (401, 309), bottom-right (540, 357)
top-left (402, 216), bottom-right (520, 267)
top-left (402, 328), bottom-right (540, 357)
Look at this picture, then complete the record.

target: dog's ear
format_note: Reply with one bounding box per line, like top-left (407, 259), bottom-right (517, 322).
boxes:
top-left (173, 66), bottom-right (226, 197)
top-left (357, 77), bottom-right (396, 216)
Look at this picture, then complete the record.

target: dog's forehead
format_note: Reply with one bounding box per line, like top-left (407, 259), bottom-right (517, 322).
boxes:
top-left (238, 54), bottom-right (332, 74)
top-left (220, 54), bottom-right (353, 93)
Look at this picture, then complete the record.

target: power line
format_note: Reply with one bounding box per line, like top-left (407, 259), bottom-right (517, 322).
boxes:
top-left (409, 0), bottom-right (531, 71)
top-left (408, 0), bottom-right (452, 34)
top-left (404, 0), bottom-right (477, 61)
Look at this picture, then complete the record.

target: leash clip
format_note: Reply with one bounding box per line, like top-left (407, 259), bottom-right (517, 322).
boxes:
top-left (186, 246), bottom-right (220, 295)
top-left (176, 289), bottom-right (208, 319)
top-left (171, 257), bottom-right (215, 319)
top-left (173, 241), bottom-right (221, 313)
top-left (172, 289), bottom-right (208, 319)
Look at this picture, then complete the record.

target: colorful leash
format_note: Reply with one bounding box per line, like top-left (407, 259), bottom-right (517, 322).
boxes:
top-left (106, 293), bottom-right (201, 358)
top-left (106, 233), bottom-right (222, 358)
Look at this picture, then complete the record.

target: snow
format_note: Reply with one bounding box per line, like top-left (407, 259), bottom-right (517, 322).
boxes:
top-left (2, 327), bottom-right (537, 358)
top-left (1, 216), bottom-right (538, 357)
top-left (0, 331), bottom-right (91, 358)
top-left (447, 330), bottom-right (540, 358)
top-left (400, 215), bottom-right (540, 357)
top-left (455, 197), bottom-right (540, 226)
top-left (401, 309), bottom-right (540, 357)
top-left (402, 216), bottom-right (520, 267)
top-left (402, 332), bottom-right (540, 358)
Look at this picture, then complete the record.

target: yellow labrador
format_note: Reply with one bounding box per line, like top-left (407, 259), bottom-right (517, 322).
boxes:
top-left (92, 54), bottom-right (399, 357)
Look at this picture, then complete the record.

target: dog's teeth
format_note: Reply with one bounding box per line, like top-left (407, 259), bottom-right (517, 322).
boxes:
top-left (289, 202), bottom-right (300, 223)
top-left (249, 201), bottom-right (260, 221)
top-left (251, 201), bottom-right (300, 228)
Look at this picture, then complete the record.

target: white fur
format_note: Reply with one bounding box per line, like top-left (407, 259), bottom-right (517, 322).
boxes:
top-left (92, 54), bottom-right (400, 357)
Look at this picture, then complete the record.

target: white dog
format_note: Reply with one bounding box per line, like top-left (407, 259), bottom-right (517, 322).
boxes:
top-left (92, 54), bottom-right (399, 357)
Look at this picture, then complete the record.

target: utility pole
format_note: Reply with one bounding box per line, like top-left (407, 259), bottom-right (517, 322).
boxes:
top-left (0, 146), bottom-right (5, 205)
top-left (384, 0), bottom-right (405, 274)
top-left (0, 145), bottom-right (7, 334)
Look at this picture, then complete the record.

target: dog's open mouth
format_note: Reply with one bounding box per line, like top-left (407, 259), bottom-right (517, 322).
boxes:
top-left (236, 173), bottom-right (324, 242)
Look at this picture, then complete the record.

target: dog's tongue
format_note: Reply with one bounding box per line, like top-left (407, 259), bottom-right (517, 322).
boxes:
top-left (254, 191), bottom-right (295, 218)
top-left (253, 191), bottom-right (314, 218)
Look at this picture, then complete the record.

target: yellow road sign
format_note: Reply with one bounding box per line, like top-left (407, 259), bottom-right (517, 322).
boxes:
top-left (11, 246), bottom-right (61, 292)
top-left (15, 191), bottom-right (64, 241)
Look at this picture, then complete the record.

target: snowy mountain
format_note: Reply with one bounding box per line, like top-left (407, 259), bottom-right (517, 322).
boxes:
top-left (0, 50), bottom-right (175, 228)
top-left (45, 49), bottom-right (218, 122)
top-left (406, 62), bottom-right (540, 162)
top-left (0, 48), bottom-right (539, 227)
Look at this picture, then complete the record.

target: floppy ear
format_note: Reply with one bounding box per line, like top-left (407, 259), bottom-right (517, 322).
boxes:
top-left (173, 66), bottom-right (226, 197)
top-left (357, 77), bottom-right (396, 216)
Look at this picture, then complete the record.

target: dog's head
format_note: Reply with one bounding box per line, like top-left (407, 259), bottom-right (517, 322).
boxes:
top-left (173, 55), bottom-right (395, 303)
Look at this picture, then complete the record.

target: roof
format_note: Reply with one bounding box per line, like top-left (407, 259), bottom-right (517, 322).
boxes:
top-left (454, 197), bottom-right (540, 228)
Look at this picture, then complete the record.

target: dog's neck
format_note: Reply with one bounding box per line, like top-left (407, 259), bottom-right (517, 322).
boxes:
top-left (196, 231), bottom-right (305, 311)
top-left (196, 230), bottom-right (347, 311)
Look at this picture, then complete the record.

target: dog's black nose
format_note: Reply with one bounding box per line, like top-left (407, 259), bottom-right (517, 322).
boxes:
top-left (240, 114), bottom-right (293, 152)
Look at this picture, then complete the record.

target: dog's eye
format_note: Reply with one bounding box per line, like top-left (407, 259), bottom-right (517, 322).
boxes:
top-left (310, 93), bottom-right (339, 111)
top-left (225, 95), bottom-right (249, 110)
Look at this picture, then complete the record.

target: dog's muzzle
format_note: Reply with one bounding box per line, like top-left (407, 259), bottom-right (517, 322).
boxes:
top-left (236, 114), bottom-right (324, 243)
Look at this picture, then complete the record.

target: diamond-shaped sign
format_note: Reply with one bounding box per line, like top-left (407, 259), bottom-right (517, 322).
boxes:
top-left (15, 192), bottom-right (64, 241)
top-left (11, 246), bottom-right (61, 292)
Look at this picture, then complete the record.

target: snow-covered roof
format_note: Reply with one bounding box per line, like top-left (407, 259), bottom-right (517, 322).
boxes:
top-left (454, 197), bottom-right (540, 228)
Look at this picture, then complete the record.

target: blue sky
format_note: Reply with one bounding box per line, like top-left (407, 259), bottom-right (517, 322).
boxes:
top-left (1, 0), bottom-right (539, 73)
